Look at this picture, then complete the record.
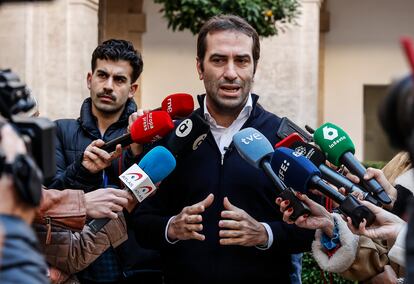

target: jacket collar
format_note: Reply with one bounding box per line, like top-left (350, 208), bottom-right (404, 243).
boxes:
top-left (196, 93), bottom-right (261, 120)
top-left (78, 97), bottom-right (137, 137)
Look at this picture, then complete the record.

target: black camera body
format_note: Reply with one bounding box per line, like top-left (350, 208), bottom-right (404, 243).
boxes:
top-left (0, 69), bottom-right (56, 205)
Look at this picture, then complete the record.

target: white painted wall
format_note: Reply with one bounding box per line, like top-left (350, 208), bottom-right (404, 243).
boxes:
top-left (324, 0), bottom-right (414, 159)
top-left (141, 1), bottom-right (204, 109)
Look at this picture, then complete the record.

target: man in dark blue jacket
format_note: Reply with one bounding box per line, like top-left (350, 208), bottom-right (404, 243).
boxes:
top-left (0, 123), bottom-right (48, 284)
top-left (132, 15), bottom-right (315, 283)
top-left (47, 39), bottom-right (162, 284)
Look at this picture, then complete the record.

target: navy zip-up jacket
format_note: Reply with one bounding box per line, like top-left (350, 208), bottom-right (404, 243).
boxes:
top-left (132, 94), bottom-right (315, 283)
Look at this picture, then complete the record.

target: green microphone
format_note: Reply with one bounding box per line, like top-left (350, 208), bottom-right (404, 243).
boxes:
top-left (314, 123), bottom-right (391, 205)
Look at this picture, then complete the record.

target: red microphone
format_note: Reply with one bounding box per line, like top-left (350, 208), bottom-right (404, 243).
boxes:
top-left (275, 133), bottom-right (304, 149)
top-left (101, 111), bottom-right (174, 152)
top-left (155, 93), bottom-right (194, 119)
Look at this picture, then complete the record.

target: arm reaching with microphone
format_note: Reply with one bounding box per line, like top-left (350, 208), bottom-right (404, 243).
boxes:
top-left (82, 139), bottom-right (122, 174)
top-left (167, 194), bottom-right (214, 242)
top-left (219, 197), bottom-right (268, 247)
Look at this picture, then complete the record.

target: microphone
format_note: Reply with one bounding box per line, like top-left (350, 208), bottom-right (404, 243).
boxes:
top-left (313, 123), bottom-right (392, 205)
top-left (166, 111), bottom-right (210, 157)
top-left (101, 111), bottom-right (174, 152)
top-left (271, 147), bottom-right (376, 227)
top-left (157, 93), bottom-right (194, 119)
top-left (88, 146), bottom-right (176, 233)
top-left (276, 117), bottom-right (313, 142)
top-left (289, 141), bottom-right (380, 205)
top-left (275, 132), bottom-right (304, 149)
top-left (233, 127), bottom-right (310, 220)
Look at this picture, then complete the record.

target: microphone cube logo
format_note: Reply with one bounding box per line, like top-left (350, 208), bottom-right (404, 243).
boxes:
top-left (322, 126), bottom-right (338, 141)
top-left (176, 118), bottom-right (192, 137)
top-left (119, 164), bottom-right (156, 202)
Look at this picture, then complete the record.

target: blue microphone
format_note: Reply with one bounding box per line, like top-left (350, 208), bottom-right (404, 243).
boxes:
top-left (89, 146), bottom-right (176, 233)
top-left (271, 147), bottom-right (375, 227)
top-left (233, 128), bottom-right (310, 220)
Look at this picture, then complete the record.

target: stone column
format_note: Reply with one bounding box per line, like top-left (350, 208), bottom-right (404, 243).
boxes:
top-left (253, 0), bottom-right (323, 130)
top-left (0, 0), bottom-right (99, 120)
top-left (99, 0), bottom-right (146, 107)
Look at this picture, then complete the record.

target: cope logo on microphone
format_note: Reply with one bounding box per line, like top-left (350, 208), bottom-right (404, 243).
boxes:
top-left (176, 119), bottom-right (192, 137)
top-left (293, 146), bottom-right (306, 157)
top-left (192, 134), bottom-right (207, 150)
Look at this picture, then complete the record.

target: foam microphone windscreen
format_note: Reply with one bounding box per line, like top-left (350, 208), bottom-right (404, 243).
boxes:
top-left (313, 122), bottom-right (355, 166)
top-left (138, 146), bottom-right (176, 183)
top-left (290, 141), bottom-right (326, 167)
top-left (161, 93), bottom-right (194, 119)
top-left (233, 127), bottom-right (274, 169)
top-left (275, 133), bottom-right (304, 149)
top-left (271, 147), bottom-right (320, 193)
top-left (166, 111), bottom-right (209, 157)
top-left (131, 110), bottom-right (175, 144)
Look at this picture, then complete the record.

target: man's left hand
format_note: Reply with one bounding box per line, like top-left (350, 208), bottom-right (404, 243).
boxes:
top-left (219, 197), bottom-right (268, 247)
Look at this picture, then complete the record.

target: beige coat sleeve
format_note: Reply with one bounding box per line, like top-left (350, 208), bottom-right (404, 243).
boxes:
top-left (35, 213), bottom-right (128, 275)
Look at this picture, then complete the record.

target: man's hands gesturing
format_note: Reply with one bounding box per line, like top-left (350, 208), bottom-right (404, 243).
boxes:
top-left (167, 194), bottom-right (214, 241)
top-left (219, 197), bottom-right (268, 247)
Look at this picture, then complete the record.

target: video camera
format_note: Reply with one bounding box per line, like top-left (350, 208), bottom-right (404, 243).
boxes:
top-left (0, 68), bottom-right (56, 183)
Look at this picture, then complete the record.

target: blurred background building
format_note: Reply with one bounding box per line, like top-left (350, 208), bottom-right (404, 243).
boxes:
top-left (0, 0), bottom-right (413, 162)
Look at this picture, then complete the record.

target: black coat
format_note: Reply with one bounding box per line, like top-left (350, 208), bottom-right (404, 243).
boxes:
top-left (132, 94), bottom-right (315, 283)
top-left (46, 97), bottom-right (161, 271)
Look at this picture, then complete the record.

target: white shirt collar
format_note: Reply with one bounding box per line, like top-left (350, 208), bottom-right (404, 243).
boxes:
top-left (203, 94), bottom-right (253, 127)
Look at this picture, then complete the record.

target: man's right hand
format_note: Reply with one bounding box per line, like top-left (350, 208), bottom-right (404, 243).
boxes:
top-left (167, 194), bottom-right (214, 241)
top-left (84, 188), bottom-right (130, 219)
top-left (82, 139), bottom-right (122, 173)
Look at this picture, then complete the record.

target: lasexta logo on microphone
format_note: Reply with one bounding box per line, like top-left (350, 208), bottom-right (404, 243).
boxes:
top-left (176, 119), bottom-right (192, 137)
top-left (323, 126), bottom-right (338, 141)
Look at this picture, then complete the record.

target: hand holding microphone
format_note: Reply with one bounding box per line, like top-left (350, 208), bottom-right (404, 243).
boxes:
top-left (232, 127), bottom-right (310, 221)
top-left (82, 139), bottom-right (123, 174)
top-left (313, 123), bottom-right (392, 205)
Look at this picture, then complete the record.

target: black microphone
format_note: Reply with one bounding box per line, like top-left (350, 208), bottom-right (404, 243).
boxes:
top-left (271, 147), bottom-right (376, 227)
top-left (289, 141), bottom-right (380, 206)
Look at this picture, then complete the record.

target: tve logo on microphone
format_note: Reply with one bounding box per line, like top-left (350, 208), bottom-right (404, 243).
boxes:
top-left (240, 132), bottom-right (263, 145)
top-left (119, 164), bottom-right (156, 202)
top-left (176, 119), bottom-right (192, 137)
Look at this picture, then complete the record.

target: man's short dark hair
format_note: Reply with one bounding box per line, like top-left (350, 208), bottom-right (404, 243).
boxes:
top-left (91, 39), bottom-right (143, 83)
top-left (197, 15), bottom-right (260, 73)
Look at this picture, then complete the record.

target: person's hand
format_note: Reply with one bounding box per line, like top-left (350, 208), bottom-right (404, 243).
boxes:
top-left (167, 194), bottom-right (214, 241)
top-left (219, 197), bottom-right (268, 247)
top-left (0, 123), bottom-right (27, 161)
top-left (346, 200), bottom-right (405, 242)
top-left (124, 191), bottom-right (139, 213)
top-left (81, 139), bottom-right (122, 173)
top-left (370, 265), bottom-right (398, 284)
top-left (276, 193), bottom-right (335, 237)
top-left (128, 110), bottom-right (147, 157)
top-left (84, 188), bottom-right (131, 219)
top-left (364, 167), bottom-right (397, 209)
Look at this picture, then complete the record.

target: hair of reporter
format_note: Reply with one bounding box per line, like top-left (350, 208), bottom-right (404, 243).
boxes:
top-left (379, 74), bottom-right (414, 152)
top-left (91, 39), bottom-right (143, 83)
top-left (197, 14), bottom-right (260, 74)
top-left (382, 151), bottom-right (412, 185)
